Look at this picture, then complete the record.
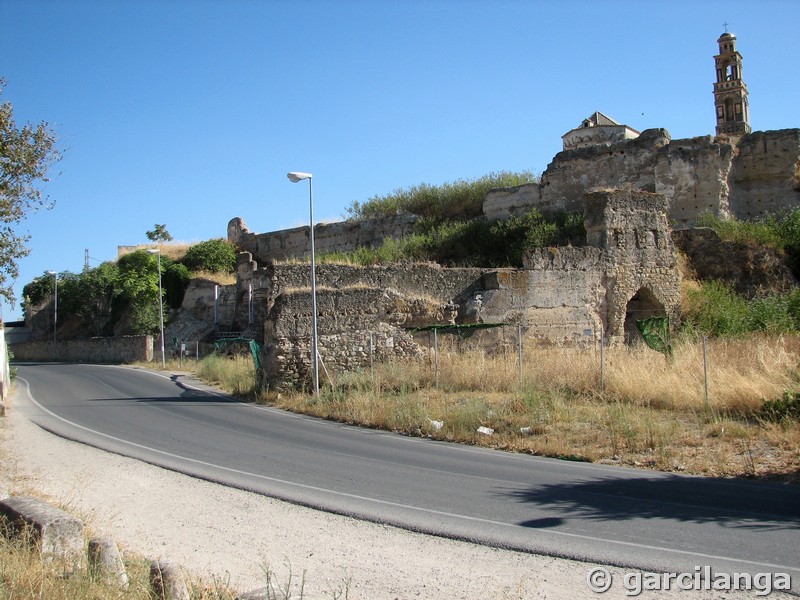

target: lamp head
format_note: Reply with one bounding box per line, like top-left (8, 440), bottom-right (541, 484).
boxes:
top-left (287, 171), bottom-right (312, 183)
top-left (46, 270), bottom-right (57, 276)
top-left (147, 248), bottom-right (160, 255)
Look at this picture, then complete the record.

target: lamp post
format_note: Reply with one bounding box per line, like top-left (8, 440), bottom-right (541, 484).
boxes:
top-left (287, 171), bottom-right (319, 396)
top-left (46, 271), bottom-right (58, 360)
top-left (147, 249), bottom-right (166, 368)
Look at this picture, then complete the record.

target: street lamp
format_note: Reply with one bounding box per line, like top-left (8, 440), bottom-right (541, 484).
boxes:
top-left (147, 249), bottom-right (166, 368)
top-left (287, 171), bottom-right (319, 396)
top-left (46, 271), bottom-right (58, 360)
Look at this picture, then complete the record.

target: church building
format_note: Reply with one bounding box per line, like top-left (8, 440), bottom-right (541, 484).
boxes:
top-left (561, 111), bottom-right (640, 151)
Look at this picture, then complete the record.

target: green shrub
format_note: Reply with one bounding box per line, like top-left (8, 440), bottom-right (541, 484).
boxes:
top-left (695, 212), bottom-right (783, 248)
top-left (696, 208), bottom-right (800, 277)
top-left (683, 281), bottom-right (753, 336)
top-left (682, 281), bottom-right (800, 337)
top-left (345, 170), bottom-right (538, 222)
top-left (181, 239), bottom-right (236, 273)
top-left (318, 208), bottom-right (584, 268)
top-left (759, 391), bottom-right (800, 423)
top-left (748, 294), bottom-right (796, 333)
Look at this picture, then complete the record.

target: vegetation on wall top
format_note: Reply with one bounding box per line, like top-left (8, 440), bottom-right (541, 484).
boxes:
top-left (181, 238), bottom-right (237, 273)
top-left (320, 208), bottom-right (585, 268)
top-left (696, 208), bottom-right (800, 276)
top-left (344, 170), bottom-right (538, 222)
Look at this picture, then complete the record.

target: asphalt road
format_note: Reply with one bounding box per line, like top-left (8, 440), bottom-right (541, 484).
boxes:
top-left (14, 362), bottom-right (800, 591)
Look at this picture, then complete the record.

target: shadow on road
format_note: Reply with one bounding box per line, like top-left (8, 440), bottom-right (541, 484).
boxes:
top-left (501, 474), bottom-right (800, 531)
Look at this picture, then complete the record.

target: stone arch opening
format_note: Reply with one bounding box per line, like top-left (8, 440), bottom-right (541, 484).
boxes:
top-left (623, 287), bottom-right (666, 344)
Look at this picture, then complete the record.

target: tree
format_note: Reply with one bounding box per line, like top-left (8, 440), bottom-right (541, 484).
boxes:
top-left (115, 250), bottom-right (162, 333)
top-left (146, 224), bottom-right (173, 243)
top-left (0, 78), bottom-right (61, 303)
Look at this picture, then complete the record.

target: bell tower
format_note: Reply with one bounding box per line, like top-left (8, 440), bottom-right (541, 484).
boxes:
top-left (713, 30), bottom-right (751, 137)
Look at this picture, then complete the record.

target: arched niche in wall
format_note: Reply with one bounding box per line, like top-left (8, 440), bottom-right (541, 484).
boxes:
top-left (623, 287), bottom-right (667, 344)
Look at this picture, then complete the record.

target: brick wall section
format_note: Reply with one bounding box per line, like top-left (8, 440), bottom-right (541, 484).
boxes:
top-left (654, 136), bottom-right (735, 226)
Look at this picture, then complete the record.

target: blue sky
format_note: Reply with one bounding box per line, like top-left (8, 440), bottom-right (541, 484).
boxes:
top-left (1, 0), bottom-right (798, 320)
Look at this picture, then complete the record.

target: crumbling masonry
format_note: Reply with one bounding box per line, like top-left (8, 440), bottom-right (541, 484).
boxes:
top-left (229, 188), bottom-right (681, 391)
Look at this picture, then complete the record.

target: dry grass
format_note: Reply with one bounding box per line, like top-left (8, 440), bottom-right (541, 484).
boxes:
top-left (265, 335), bottom-right (800, 482)
top-left (118, 243), bottom-right (194, 262)
top-left (0, 521), bottom-right (237, 600)
top-left (190, 270), bottom-right (236, 285)
top-left (195, 355), bottom-right (257, 398)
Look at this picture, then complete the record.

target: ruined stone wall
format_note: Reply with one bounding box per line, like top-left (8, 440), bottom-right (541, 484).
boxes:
top-left (729, 129), bottom-right (800, 219)
top-left (477, 252), bottom-right (606, 344)
top-left (260, 262), bottom-right (482, 305)
top-left (228, 214), bottom-right (418, 264)
top-left (654, 136), bottom-right (734, 227)
top-left (484, 128), bottom-right (800, 227)
top-left (260, 288), bottom-right (430, 391)
top-left (584, 189), bottom-right (681, 341)
top-left (248, 189), bottom-right (681, 389)
top-left (253, 263), bottom-right (483, 390)
top-left (537, 128), bottom-right (672, 213)
top-left (236, 259), bottom-right (483, 336)
top-left (483, 183), bottom-right (542, 221)
top-left (476, 190), bottom-right (681, 345)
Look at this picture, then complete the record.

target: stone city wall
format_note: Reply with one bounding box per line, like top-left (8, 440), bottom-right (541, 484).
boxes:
top-left (228, 214), bottom-right (418, 264)
top-left (260, 287), bottom-right (431, 391)
top-left (484, 128), bottom-right (800, 227)
top-left (654, 135), bottom-right (735, 226)
top-left (477, 257), bottom-right (606, 344)
top-left (10, 335), bottom-right (154, 364)
top-left (256, 190), bottom-right (682, 389)
top-left (249, 262), bottom-right (484, 306)
top-left (729, 129), bottom-right (800, 220)
top-left (583, 189), bottom-right (682, 341)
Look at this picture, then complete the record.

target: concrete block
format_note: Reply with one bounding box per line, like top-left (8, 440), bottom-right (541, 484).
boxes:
top-left (0, 495), bottom-right (84, 564)
top-left (150, 560), bottom-right (190, 600)
top-left (88, 537), bottom-right (129, 589)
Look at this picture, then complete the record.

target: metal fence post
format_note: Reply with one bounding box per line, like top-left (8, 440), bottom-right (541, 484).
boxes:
top-left (600, 326), bottom-right (605, 394)
top-left (369, 331), bottom-right (375, 383)
top-left (703, 336), bottom-right (710, 412)
top-left (434, 328), bottom-right (439, 390)
top-left (517, 324), bottom-right (523, 388)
